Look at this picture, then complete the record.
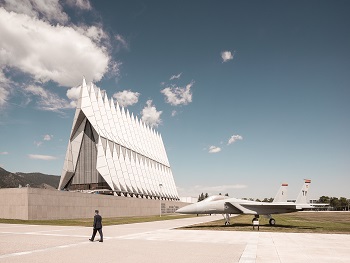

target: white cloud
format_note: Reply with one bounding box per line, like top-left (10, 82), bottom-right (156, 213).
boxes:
top-left (169, 73), bottom-right (182, 80)
top-left (0, 87), bottom-right (9, 107)
top-left (0, 8), bottom-right (111, 87)
top-left (0, 151), bottom-right (9, 155)
top-left (227, 134), bottom-right (243, 145)
top-left (28, 154), bottom-right (57, 160)
top-left (2, 0), bottom-right (69, 23)
top-left (113, 90), bottom-right (140, 107)
top-left (43, 134), bottom-right (53, 141)
top-left (161, 81), bottom-right (194, 106)
top-left (0, 70), bottom-right (11, 107)
top-left (208, 146), bottom-right (221, 153)
top-left (221, 51), bottom-right (234, 62)
top-left (24, 85), bottom-right (73, 112)
top-left (171, 110), bottom-right (177, 117)
top-left (141, 100), bottom-right (162, 128)
top-left (66, 85), bottom-right (81, 107)
top-left (66, 0), bottom-right (92, 10)
top-left (74, 25), bottom-right (109, 44)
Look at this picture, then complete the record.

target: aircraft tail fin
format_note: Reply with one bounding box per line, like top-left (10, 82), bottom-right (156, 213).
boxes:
top-left (295, 179), bottom-right (311, 204)
top-left (273, 183), bottom-right (288, 202)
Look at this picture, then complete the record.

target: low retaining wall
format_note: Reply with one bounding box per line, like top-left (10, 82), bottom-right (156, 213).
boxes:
top-left (0, 188), bottom-right (189, 220)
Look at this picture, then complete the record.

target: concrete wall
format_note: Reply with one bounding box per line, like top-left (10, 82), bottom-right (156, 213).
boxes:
top-left (0, 188), bottom-right (189, 220)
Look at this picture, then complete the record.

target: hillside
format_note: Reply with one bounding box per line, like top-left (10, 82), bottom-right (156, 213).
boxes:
top-left (0, 167), bottom-right (60, 189)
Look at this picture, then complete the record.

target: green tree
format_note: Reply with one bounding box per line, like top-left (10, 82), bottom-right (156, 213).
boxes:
top-left (204, 193), bottom-right (209, 199)
top-left (225, 193), bottom-right (229, 196)
top-left (330, 197), bottom-right (340, 210)
top-left (319, 196), bottom-right (330, 204)
top-left (255, 199), bottom-right (261, 202)
top-left (198, 193), bottom-right (205, 202)
top-left (339, 197), bottom-right (348, 211)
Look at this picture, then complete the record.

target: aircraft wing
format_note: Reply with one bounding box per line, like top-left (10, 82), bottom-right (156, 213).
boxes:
top-left (225, 201), bottom-right (303, 215)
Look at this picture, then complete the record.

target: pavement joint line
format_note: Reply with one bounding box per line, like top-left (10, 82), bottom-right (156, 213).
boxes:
top-left (0, 224), bottom-right (42, 229)
top-left (0, 231), bottom-right (90, 238)
top-left (238, 232), bottom-right (259, 263)
top-left (271, 233), bottom-right (282, 263)
top-left (29, 228), bottom-right (82, 233)
top-left (0, 240), bottom-right (95, 259)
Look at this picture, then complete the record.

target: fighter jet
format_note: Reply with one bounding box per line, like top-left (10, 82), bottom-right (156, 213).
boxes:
top-left (176, 179), bottom-right (313, 226)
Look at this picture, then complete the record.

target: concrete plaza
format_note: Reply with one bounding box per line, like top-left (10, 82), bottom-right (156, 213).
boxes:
top-left (0, 215), bottom-right (349, 263)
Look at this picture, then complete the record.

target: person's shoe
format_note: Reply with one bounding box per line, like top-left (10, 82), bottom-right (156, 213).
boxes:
top-left (99, 240), bottom-right (103, 242)
top-left (89, 239), bottom-right (93, 241)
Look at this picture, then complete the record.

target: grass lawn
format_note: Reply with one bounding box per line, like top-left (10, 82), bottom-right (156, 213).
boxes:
top-left (179, 212), bottom-right (350, 234)
top-left (0, 214), bottom-right (197, 227)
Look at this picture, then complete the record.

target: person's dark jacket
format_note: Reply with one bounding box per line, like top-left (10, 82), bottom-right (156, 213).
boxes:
top-left (93, 214), bottom-right (102, 229)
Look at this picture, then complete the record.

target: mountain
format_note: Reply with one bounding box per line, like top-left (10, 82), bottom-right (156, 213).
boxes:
top-left (0, 167), bottom-right (60, 189)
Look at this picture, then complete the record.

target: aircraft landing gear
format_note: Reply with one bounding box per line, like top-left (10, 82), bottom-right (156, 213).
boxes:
top-left (223, 214), bottom-right (231, 225)
top-left (269, 218), bottom-right (276, 226)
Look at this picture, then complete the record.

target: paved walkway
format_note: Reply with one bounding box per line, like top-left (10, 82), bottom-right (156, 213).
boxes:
top-left (0, 215), bottom-right (349, 263)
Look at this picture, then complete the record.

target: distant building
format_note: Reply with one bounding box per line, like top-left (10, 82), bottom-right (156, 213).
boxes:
top-left (59, 79), bottom-right (179, 201)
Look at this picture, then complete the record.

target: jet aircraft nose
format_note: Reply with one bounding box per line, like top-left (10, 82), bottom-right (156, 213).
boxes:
top-left (176, 203), bottom-right (197, 214)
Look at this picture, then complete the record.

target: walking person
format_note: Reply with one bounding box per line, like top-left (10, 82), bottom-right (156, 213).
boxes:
top-left (89, 210), bottom-right (103, 242)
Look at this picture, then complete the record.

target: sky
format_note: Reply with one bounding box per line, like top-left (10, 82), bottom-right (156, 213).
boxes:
top-left (0, 0), bottom-right (349, 200)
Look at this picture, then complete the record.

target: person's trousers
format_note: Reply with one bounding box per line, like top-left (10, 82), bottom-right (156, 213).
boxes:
top-left (91, 228), bottom-right (103, 241)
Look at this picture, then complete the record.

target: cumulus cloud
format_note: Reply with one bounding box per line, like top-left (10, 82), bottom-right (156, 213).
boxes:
top-left (0, 8), bottom-right (111, 87)
top-left (171, 110), bottom-right (177, 117)
top-left (141, 100), bottom-right (162, 127)
top-left (169, 73), bottom-right (182, 80)
top-left (28, 154), bottom-right (57, 160)
top-left (74, 25), bottom-right (109, 44)
top-left (208, 146), bottom-right (221, 153)
top-left (66, 85), bottom-right (81, 107)
top-left (0, 151), bottom-right (9, 155)
top-left (161, 81), bottom-right (194, 106)
top-left (227, 134), bottom-right (243, 145)
top-left (113, 90), bottom-right (140, 107)
top-left (24, 85), bottom-right (73, 112)
top-left (2, 0), bottom-right (68, 24)
top-left (221, 51), bottom-right (234, 62)
top-left (43, 134), bottom-right (53, 141)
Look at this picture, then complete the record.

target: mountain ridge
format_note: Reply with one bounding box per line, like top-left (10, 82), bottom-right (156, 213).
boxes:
top-left (0, 167), bottom-right (60, 189)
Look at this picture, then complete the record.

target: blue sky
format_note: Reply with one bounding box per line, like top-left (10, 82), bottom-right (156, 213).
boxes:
top-left (0, 0), bottom-right (349, 199)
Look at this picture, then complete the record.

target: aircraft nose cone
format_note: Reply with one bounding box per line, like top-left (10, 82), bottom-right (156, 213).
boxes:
top-left (176, 203), bottom-right (197, 214)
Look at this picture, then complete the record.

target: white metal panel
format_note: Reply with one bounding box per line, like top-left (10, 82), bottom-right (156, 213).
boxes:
top-left (105, 140), bottom-right (119, 191)
top-left (70, 118), bottom-right (86, 171)
top-left (119, 146), bottom-right (132, 194)
top-left (97, 88), bottom-right (112, 141)
top-left (96, 138), bottom-right (115, 191)
top-left (112, 144), bottom-right (127, 192)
